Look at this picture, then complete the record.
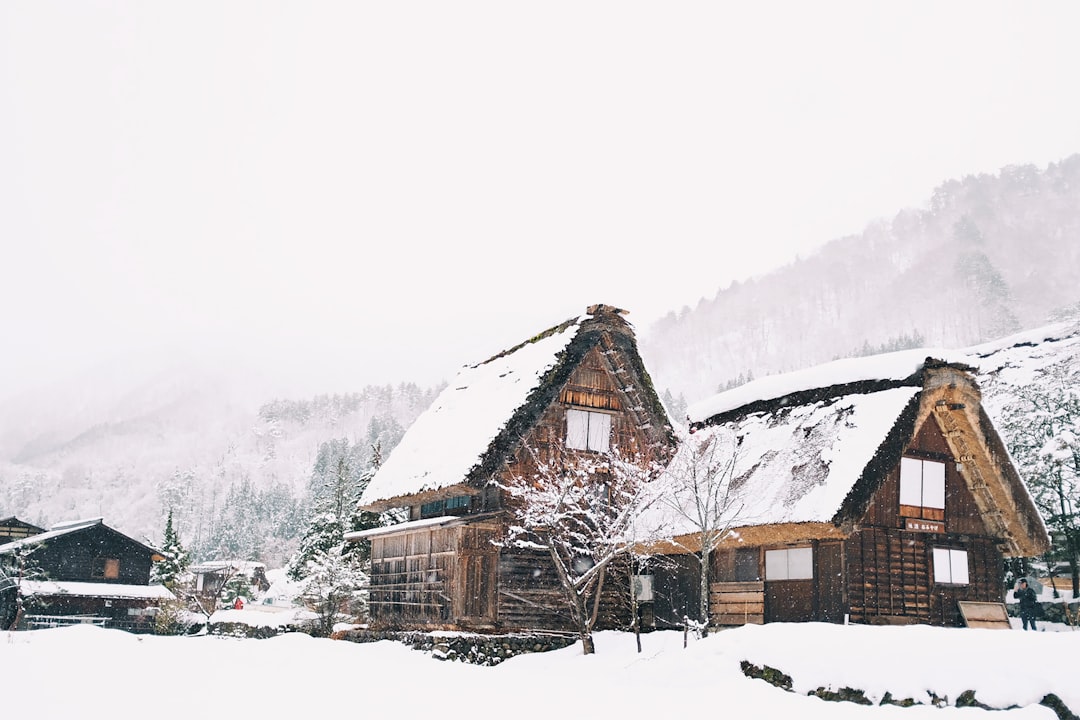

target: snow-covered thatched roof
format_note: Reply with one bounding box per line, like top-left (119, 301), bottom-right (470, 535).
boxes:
top-left (359, 305), bottom-right (675, 512)
top-left (963, 320), bottom-right (1080, 419)
top-left (649, 346), bottom-right (1049, 556)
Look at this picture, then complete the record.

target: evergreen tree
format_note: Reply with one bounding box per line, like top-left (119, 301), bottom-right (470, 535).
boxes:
top-left (286, 511), bottom-right (344, 581)
top-left (151, 509), bottom-right (190, 589)
top-left (298, 546), bottom-right (368, 636)
top-left (288, 439), bottom-right (383, 580)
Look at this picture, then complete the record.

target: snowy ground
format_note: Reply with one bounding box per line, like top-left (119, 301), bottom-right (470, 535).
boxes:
top-left (2, 623), bottom-right (1076, 719)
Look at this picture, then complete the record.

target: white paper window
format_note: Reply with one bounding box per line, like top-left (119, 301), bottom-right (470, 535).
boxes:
top-left (566, 409), bottom-right (611, 452)
top-left (764, 547), bottom-right (813, 580)
top-left (566, 409), bottom-right (590, 450)
top-left (923, 461), bottom-right (946, 509)
top-left (933, 547), bottom-right (969, 585)
top-left (587, 411), bottom-right (611, 452)
top-left (899, 457), bottom-right (946, 510)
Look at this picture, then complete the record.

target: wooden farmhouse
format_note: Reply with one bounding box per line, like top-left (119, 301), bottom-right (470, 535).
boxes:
top-left (0, 517), bottom-right (173, 632)
top-left (645, 353), bottom-right (1048, 629)
top-left (0, 516), bottom-right (45, 545)
top-left (350, 305), bottom-right (676, 632)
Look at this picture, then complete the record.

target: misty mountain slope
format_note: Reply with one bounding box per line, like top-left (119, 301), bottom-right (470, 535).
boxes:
top-left (643, 155), bottom-right (1080, 405)
top-left (0, 376), bottom-right (439, 563)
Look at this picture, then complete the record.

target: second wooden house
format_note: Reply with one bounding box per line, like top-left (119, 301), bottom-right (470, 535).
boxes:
top-left (644, 352), bottom-right (1048, 629)
top-left (0, 517), bottom-right (174, 632)
top-left (350, 305), bottom-right (676, 632)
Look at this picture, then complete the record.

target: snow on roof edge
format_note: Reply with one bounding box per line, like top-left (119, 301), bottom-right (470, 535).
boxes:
top-left (687, 349), bottom-right (961, 423)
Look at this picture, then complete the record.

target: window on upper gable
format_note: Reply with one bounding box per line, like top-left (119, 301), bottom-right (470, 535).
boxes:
top-left (566, 408), bottom-right (611, 452)
top-left (92, 557), bottom-right (120, 580)
top-left (932, 547), bottom-right (969, 585)
top-left (899, 456), bottom-right (946, 521)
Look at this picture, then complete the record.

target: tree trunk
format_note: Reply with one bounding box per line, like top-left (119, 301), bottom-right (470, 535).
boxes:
top-left (699, 548), bottom-right (710, 638)
top-left (548, 545), bottom-right (597, 655)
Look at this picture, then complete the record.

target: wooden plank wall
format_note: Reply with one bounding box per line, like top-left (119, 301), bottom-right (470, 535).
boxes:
top-left (497, 549), bottom-right (631, 632)
top-left (710, 581), bottom-right (764, 626)
top-left (368, 527), bottom-right (458, 627)
top-left (847, 527), bottom-right (1001, 626)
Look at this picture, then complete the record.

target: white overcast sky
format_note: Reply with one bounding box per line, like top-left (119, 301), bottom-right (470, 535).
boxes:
top-left (2, 2), bottom-right (1079, 402)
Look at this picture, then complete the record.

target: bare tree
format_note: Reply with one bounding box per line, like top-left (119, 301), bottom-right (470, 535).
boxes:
top-left (498, 444), bottom-right (664, 655)
top-left (658, 429), bottom-right (742, 636)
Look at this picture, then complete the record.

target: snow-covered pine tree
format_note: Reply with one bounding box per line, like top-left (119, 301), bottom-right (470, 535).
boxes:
top-left (150, 509), bottom-right (190, 589)
top-left (286, 511), bottom-right (344, 581)
top-left (287, 438), bottom-right (383, 580)
top-left (298, 546), bottom-right (369, 637)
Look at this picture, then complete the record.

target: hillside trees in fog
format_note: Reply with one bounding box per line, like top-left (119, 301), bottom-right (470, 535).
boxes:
top-left (643, 156), bottom-right (1080, 403)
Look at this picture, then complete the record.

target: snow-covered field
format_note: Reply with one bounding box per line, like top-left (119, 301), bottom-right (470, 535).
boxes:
top-left (3, 623), bottom-right (1076, 719)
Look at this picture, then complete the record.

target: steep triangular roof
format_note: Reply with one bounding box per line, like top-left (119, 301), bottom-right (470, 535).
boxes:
top-left (650, 352), bottom-right (1047, 557)
top-left (359, 305), bottom-right (676, 512)
top-left (0, 518), bottom-right (161, 558)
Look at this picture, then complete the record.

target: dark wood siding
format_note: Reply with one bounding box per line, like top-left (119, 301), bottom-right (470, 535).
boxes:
top-left (23, 525), bottom-right (154, 585)
top-left (497, 549), bottom-right (572, 630)
top-left (649, 554), bottom-right (700, 629)
top-left (861, 418), bottom-right (990, 537)
top-left (368, 526), bottom-right (460, 627)
top-left (846, 527), bottom-right (1002, 626)
top-left (848, 415), bottom-right (1005, 627)
top-left (816, 540), bottom-right (846, 623)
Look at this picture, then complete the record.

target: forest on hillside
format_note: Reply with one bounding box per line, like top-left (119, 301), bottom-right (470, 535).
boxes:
top-left (643, 155), bottom-right (1080, 408)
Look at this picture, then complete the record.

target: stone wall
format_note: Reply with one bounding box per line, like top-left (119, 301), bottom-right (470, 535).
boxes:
top-left (337, 628), bottom-right (577, 665)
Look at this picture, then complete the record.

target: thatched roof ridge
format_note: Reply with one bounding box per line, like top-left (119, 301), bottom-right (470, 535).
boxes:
top-left (692, 356), bottom-right (975, 431)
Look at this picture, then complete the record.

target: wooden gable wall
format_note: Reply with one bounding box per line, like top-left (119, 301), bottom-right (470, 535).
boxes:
top-left (847, 414), bottom-right (1003, 627)
top-left (490, 344), bottom-right (650, 632)
top-left (859, 417), bottom-right (991, 537)
top-left (26, 525), bottom-right (155, 585)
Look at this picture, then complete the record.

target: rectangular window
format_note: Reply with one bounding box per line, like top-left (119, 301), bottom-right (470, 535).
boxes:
top-left (92, 558), bottom-right (120, 580)
top-left (764, 547), bottom-right (813, 580)
top-left (566, 409), bottom-right (611, 452)
top-left (899, 457), bottom-right (946, 520)
top-left (933, 547), bottom-right (969, 585)
top-left (420, 496), bottom-right (471, 518)
top-left (734, 547), bottom-right (760, 582)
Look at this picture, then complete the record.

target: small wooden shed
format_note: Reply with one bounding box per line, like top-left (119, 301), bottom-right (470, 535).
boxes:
top-left (647, 353), bottom-right (1048, 629)
top-left (351, 304), bottom-right (677, 632)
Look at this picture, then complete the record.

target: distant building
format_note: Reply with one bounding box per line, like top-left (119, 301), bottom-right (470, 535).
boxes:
top-left (188, 560), bottom-right (270, 610)
top-left (0, 517), bottom-right (173, 632)
top-left (0, 516), bottom-right (44, 545)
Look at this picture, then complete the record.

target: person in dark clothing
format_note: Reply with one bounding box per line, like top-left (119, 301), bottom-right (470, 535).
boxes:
top-left (1014, 578), bottom-right (1039, 631)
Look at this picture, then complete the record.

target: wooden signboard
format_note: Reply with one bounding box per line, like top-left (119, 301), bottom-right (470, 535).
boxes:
top-left (904, 518), bottom-right (945, 533)
top-left (958, 601), bottom-right (1011, 629)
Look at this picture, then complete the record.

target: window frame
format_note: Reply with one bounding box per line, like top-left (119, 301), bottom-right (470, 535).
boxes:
top-left (419, 495), bottom-right (471, 519)
top-left (92, 557), bottom-right (120, 580)
top-left (565, 408), bottom-right (612, 453)
top-left (764, 546), bottom-right (814, 581)
top-left (899, 456), bottom-right (947, 521)
top-left (932, 547), bottom-right (969, 586)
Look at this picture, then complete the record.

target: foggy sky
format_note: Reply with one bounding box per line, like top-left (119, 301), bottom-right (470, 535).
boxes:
top-left (3, 1), bottom-right (1079, 402)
